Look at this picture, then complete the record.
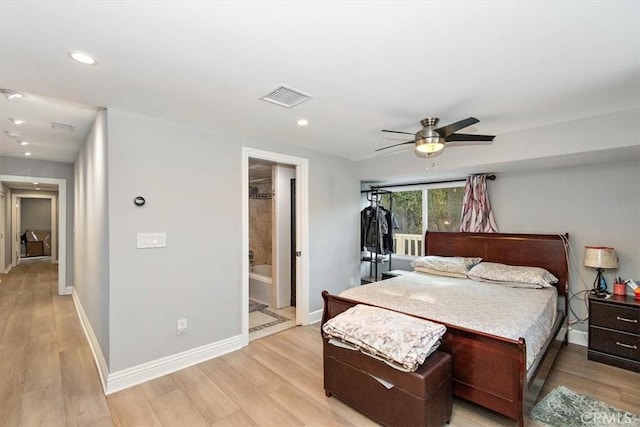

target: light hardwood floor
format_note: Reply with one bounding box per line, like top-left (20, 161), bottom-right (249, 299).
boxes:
top-left (1, 260), bottom-right (638, 426)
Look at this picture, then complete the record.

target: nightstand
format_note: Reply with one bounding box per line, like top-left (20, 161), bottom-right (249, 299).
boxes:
top-left (588, 294), bottom-right (640, 372)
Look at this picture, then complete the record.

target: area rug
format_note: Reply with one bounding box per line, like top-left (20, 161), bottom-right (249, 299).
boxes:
top-left (249, 308), bottom-right (290, 333)
top-left (530, 386), bottom-right (640, 427)
top-left (249, 299), bottom-right (268, 313)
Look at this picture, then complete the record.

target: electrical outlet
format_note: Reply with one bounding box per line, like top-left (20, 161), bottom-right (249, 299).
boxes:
top-left (349, 278), bottom-right (355, 286)
top-left (177, 318), bottom-right (188, 335)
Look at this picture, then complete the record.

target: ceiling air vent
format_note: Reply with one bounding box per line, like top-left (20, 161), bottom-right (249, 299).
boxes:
top-left (51, 122), bottom-right (75, 132)
top-left (260, 84), bottom-right (313, 108)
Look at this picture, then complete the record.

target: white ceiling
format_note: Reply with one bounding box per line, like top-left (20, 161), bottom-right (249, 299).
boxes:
top-left (0, 1), bottom-right (638, 165)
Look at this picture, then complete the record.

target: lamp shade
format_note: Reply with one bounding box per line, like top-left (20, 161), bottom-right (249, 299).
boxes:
top-left (583, 246), bottom-right (618, 269)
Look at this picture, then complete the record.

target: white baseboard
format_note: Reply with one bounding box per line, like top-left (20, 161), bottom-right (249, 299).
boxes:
top-left (4, 263), bottom-right (14, 274)
top-left (73, 289), bottom-right (245, 395)
top-left (71, 288), bottom-right (110, 394)
top-left (568, 328), bottom-right (588, 347)
top-left (105, 334), bottom-right (244, 395)
top-left (308, 308), bottom-right (323, 324)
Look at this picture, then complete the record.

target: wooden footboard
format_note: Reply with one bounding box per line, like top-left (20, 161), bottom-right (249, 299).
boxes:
top-left (322, 291), bottom-right (566, 426)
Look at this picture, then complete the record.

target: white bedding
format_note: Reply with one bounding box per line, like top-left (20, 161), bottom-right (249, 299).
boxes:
top-left (339, 271), bottom-right (558, 371)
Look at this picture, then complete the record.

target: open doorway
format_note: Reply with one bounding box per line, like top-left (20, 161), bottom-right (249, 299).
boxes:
top-left (18, 197), bottom-right (54, 260)
top-left (242, 148), bottom-right (309, 345)
top-left (247, 159), bottom-right (296, 340)
top-left (0, 175), bottom-right (68, 295)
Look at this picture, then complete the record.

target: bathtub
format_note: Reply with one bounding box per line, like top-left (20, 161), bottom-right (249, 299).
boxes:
top-left (249, 264), bottom-right (272, 305)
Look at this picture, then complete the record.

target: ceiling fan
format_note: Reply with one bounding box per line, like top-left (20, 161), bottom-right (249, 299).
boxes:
top-left (376, 117), bottom-right (495, 155)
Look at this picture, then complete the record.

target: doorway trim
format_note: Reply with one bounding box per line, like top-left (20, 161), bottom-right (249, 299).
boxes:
top-left (241, 148), bottom-right (309, 345)
top-left (0, 175), bottom-right (67, 295)
top-left (12, 193), bottom-right (58, 263)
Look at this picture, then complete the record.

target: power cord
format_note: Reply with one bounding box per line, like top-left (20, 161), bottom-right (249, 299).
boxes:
top-left (559, 234), bottom-right (593, 324)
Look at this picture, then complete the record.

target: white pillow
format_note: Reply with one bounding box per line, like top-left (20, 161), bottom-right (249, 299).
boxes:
top-left (467, 262), bottom-right (558, 288)
top-left (413, 266), bottom-right (468, 279)
top-left (410, 256), bottom-right (482, 275)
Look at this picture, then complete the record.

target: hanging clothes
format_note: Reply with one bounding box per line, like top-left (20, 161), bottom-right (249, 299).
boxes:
top-left (360, 204), bottom-right (399, 254)
top-left (361, 205), bottom-right (387, 253)
top-left (382, 206), bottom-right (399, 254)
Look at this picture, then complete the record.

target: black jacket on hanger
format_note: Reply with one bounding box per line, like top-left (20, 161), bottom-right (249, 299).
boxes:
top-left (360, 204), bottom-right (398, 254)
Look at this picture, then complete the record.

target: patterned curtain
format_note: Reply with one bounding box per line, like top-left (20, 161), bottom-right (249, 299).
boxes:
top-left (459, 175), bottom-right (498, 233)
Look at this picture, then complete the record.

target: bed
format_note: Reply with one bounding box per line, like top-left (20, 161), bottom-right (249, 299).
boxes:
top-left (321, 231), bottom-right (569, 426)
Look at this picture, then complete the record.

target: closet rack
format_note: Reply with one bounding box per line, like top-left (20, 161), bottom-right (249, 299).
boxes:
top-left (361, 189), bottom-right (394, 283)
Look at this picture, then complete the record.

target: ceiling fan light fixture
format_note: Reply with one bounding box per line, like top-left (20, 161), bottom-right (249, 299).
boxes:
top-left (377, 116), bottom-right (495, 155)
top-left (415, 138), bottom-right (444, 154)
top-left (415, 127), bottom-right (444, 154)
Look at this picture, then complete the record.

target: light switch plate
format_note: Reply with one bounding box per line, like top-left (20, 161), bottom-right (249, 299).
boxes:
top-left (137, 232), bottom-right (166, 248)
top-left (177, 318), bottom-right (188, 335)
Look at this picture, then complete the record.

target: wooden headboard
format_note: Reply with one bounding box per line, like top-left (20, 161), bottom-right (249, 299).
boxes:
top-left (424, 231), bottom-right (569, 298)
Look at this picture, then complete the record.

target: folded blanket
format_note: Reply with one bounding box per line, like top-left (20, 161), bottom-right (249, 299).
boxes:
top-left (322, 304), bottom-right (446, 372)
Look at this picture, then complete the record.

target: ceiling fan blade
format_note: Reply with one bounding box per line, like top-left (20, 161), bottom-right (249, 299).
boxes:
top-left (435, 117), bottom-right (479, 137)
top-left (381, 129), bottom-right (416, 136)
top-left (375, 140), bottom-right (415, 152)
top-left (445, 133), bottom-right (495, 142)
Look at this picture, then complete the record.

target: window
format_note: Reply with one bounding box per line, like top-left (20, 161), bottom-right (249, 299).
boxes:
top-left (380, 183), bottom-right (465, 256)
top-left (427, 186), bottom-right (465, 232)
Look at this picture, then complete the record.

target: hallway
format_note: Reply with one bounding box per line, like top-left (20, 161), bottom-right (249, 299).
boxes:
top-left (0, 259), bottom-right (110, 425)
top-left (0, 259), bottom-right (375, 426)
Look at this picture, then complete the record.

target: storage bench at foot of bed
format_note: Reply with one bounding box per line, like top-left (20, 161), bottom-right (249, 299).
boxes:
top-left (323, 340), bottom-right (452, 427)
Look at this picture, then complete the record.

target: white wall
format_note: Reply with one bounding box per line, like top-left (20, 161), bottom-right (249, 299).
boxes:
top-left (490, 160), bottom-right (640, 333)
top-left (74, 109), bottom-right (111, 365)
top-left (105, 109), bottom-right (360, 372)
top-left (21, 198), bottom-right (52, 231)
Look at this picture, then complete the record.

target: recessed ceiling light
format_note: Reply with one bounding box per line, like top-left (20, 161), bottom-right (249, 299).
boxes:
top-left (68, 51), bottom-right (97, 65)
top-left (5, 130), bottom-right (20, 138)
top-left (24, 152), bottom-right (32, 156)
top-left (36, 187), bottom-right (41, 191)
top-left (9, 118), bottom-right (26, 125)
top-left (33, 182), bottom-right (39, 185)
top-left (18, 140), bottom-right (29, 146)
top-left (297, 119), bottom-right (309, 126)
top-left (0, 89), bottom-right (24, 100)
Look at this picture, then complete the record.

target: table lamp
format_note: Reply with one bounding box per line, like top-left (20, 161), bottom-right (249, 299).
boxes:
top-left (583, 246), bottom-right (618, 295)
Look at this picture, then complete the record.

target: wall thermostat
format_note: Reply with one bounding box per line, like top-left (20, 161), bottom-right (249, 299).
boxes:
top-left (134, 196), bottom-right (146, 206)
